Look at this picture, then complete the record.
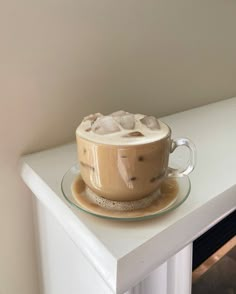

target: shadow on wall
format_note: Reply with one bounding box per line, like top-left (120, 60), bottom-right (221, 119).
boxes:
top-left (2, 0), bottom-right (236, 156)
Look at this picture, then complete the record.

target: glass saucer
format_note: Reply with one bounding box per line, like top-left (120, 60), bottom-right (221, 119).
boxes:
top-left (61, 164), bottom-right (191, 221)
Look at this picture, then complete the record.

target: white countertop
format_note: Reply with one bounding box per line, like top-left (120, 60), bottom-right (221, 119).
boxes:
top-left (21, 97), bottom-right (236, 294)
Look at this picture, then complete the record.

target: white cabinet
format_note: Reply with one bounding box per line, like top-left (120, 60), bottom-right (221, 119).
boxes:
top-left (21, 98), bottom-right (236, 293)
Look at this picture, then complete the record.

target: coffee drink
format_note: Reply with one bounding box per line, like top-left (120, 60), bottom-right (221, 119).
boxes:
top-left (76, 111), bottom-right (195, 201)
top-left (71, 174), bottom-right (179, 218)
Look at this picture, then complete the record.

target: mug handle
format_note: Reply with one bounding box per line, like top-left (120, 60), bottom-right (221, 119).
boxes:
top-left (168, 138), bottom-right (196, 176)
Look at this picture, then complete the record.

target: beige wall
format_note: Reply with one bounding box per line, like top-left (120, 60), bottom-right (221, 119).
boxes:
top-left (1, 0), bottom-right (236, 293)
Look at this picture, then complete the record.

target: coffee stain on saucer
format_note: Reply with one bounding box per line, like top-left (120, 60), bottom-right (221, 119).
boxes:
top-left (71, 175), bottom-right (179, 219)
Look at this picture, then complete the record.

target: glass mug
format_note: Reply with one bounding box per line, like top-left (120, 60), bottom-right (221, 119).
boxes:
top-left (76, 122), bottom-right (196, 201)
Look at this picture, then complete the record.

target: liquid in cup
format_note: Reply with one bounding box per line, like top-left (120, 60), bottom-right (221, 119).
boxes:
top-left (76, 111), bottom-right (195, 201)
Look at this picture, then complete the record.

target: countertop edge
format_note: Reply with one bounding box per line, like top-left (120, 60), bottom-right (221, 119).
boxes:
top-left (116, 184), bottom-right (236, 293)
top-left (20, 161), bottom-right (118, 293)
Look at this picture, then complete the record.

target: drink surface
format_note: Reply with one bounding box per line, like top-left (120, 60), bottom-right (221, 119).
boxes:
top-left (76, 111), bottom-right (170, 145)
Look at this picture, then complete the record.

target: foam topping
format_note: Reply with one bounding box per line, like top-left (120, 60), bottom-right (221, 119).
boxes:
top-left (76, 111), bottom-right (170, 145)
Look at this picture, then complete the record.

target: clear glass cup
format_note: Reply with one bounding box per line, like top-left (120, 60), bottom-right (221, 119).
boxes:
top-left (76, 122), bottom-right (196, 201)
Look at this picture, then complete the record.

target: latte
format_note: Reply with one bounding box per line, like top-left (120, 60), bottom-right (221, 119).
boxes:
top-left (76, 111), bottom-right (171, 201)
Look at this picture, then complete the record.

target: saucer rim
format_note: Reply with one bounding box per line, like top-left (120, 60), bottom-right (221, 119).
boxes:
top-left (61, 163), bottom-right (191, 221)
